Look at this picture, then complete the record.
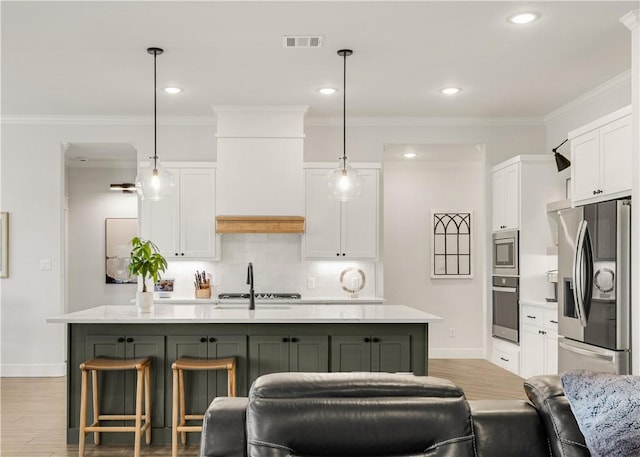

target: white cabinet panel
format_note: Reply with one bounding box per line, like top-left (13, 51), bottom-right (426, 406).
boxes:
top-left (521, 325), bottom-right (545, 379)
top-left (570, 108), bottom-right (632, 206)
top-left (141, 166), bottom-right (216, 259)
top-left (491, 163), bottom-right (520, 231)
top-left (520, 303), bottom-right (558, 378)
top-left (304, 168), bottom-right (379, 259)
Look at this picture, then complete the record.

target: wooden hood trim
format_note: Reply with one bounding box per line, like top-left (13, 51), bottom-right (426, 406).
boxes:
top-left (216, 216), bottom-right (305, 234)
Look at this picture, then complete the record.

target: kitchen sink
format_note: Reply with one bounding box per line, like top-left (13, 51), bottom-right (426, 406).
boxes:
top-left (215, 303), bottom-right (291, 310)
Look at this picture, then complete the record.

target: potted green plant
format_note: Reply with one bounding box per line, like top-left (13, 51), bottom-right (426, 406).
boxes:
top-left (128, 237), bottom-right (167, 312)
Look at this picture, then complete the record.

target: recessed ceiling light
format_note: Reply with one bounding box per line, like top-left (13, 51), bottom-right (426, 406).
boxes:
top-left (440, 87), bottom-right (461, 96)
top-left (318, 87), bottom-right (337, 95)
top-left (508, 12), bottom-right (540, 24)
top-left (403, 152), bottom-right (417, 159)
top-left (163, 87), bottom-right (182, 94)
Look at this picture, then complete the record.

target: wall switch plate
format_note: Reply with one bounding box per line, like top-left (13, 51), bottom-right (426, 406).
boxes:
top-left (449, 327), bottom-right (456, 338)
top-left (40, 259), bottom-right (52, 270)
top-left (307, 277), bottom-right (316, 289)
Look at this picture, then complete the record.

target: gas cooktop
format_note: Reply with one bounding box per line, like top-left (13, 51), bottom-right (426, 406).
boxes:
top-left (217, 293), bottom-right (302, 300)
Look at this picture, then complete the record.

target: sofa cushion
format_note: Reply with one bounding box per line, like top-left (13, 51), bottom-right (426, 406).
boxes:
top-left (561, 370), bottom-right (640, 457)
top-left (246, 372), bottom-right (475, 457)
top-left (524, 375), bottom-right (590, 457)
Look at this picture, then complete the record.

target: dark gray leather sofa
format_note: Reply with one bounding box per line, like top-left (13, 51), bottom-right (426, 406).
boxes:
top-left (199, 372), bottom-right (589, 457)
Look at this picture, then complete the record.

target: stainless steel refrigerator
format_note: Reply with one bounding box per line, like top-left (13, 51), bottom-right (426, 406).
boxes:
top-left (557, 198), bottom-right (631, 374)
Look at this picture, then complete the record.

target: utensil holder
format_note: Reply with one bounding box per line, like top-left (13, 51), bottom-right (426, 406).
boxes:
top-left (195, 288), bottom-right (211, 299)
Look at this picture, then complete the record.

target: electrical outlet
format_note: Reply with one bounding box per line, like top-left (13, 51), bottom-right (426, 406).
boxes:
top-left (449, 327), bottom-right (456, 338)
top-left (307, 277), bottom-right (316, 289)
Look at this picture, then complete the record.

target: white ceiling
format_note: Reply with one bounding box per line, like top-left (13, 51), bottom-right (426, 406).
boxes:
top-left (1, 1), bottom-right (636, 119)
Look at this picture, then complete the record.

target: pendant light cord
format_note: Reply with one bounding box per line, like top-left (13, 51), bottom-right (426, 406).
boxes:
top-left (152, 50), bottom-right (158, 171)
top-left (342, 51), bottom-right (347, 171)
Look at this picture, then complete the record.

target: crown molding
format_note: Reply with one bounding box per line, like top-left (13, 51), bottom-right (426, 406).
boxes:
top-left (620, 9), bottom-right (640, 30)
top-left (543, 70), bottom-right (631, 123)
top-left (305, 116), bottom-right (544, 127)
top-left (0, 115), bottom-right (215, 126)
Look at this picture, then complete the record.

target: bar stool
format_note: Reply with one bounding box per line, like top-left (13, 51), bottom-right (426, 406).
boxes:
top-left (171, 356), bottom-right (236, 457)
top-left (78, 357), bottom-right (152, 457)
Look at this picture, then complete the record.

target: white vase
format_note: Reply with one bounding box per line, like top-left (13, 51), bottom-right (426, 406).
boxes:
top-left (136, 291), bottom-right (154, 313)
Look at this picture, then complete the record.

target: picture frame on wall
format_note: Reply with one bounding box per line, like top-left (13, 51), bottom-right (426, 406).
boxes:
top-left (105, 218), bottom-right (138, 284)
top-left (431, 210), bottom-right (473, 279)
top-left (0, 212), bottom-right (8, 278)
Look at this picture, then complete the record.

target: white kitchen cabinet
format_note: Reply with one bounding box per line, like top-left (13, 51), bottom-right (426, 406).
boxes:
top-left (570, 105), bottom-right (632, 206)
top-left (140, 164), bottom-right (216, 259)
top-left (491, 162), bottom-right (520, 231)
top-left (304, 167), bottom-right (379, 259)
top-left (490, 337), bottom-right (520, 376)
top-left (520, 303), bottom-right (558, 378)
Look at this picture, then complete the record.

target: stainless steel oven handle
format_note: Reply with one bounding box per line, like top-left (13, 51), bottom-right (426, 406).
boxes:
top-left (492, 286), bottom-right (517, 293)
top-left (559, 341), bottom-right (613, 362)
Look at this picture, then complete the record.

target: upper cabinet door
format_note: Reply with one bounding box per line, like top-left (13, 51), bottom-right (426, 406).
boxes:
top-left (140, 168), bottom-right (180, 257)
top-left (600, 115), bottom-right (632, 197)
top-left (304, 169), bottom-right (342, 258)
top-left (491, 163), bottom-right (519, 231)
top-left (571, 129), bottom-right (600, 203)
top-left (179, 168), bottom-right (216, 258)
top-left (341, 169), bottom-right (379, 258)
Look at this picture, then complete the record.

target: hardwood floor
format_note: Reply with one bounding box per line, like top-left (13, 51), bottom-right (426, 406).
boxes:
top-left (0, 359), bottom-right (526, 456)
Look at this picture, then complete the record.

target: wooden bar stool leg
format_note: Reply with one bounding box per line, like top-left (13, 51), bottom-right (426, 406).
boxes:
top-left (179, 368), bottom-right (186, 445)
top-left (172, 366), bottom-right (179, 457)
top-left (78, 368), bottom-right (88, 457)
top-left (228, 363), bottom-right (236, 397)
top-left (91, 369), bottom-right (100, 445)
top-left (145, 363), bottom-right (151, 444)
top-left (134, 366), bottom-right (143, 457)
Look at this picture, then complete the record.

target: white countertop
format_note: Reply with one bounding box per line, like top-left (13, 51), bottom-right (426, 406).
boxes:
top-left (47, 304), bottom-right (442, 324)
top-left (152, 297), bottom-right (386, 305)
top-left (520, 300), bottom-right (558, 309)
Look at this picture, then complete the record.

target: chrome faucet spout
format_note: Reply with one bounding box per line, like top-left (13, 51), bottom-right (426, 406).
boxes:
top-left (246, 262), bottom-right (255, 310)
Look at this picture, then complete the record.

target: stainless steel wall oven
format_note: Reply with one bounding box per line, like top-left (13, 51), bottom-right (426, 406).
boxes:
top-left (492, 275), bottom-right (519, 343)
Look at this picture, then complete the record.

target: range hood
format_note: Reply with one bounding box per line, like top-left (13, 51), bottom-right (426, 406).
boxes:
top-left (213, 106), bottom-right (308, 234)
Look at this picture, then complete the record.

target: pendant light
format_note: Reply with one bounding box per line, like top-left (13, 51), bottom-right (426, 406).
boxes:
top-left (326, 49), bottom-right (363, 201)
top-left (135, 47), bottom-right (175, 201)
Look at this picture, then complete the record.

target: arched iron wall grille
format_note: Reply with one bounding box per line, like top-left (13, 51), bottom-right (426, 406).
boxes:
top-left (432, 211), bottom-right (472, 278)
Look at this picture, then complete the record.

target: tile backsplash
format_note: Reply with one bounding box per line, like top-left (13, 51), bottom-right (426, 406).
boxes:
top-left (161, 234), bottom-right (377, 299)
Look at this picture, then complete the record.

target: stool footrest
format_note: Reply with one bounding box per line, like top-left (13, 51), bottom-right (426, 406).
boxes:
top-left (97, 414), bottom-right (149, 421)
top-left (184, 414), bottom-right (204, 421)
top-left (85, 423), bottom-right (151, 433)
top-left (176, 425), bottom-right (203, 433)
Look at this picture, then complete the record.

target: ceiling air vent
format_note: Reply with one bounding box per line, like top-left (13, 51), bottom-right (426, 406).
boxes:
top-left (283, 36), bottom-right (323, 48)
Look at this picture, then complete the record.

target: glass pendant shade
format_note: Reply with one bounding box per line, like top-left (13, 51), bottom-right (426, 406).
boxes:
top-left (135, 161), bottom-right (175, 201)
top-left (326, 157), bottom-right (364, 201)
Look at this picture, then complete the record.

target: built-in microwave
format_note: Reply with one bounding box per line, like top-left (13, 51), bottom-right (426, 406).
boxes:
top-left (492, 230), bottom-right (519, 276)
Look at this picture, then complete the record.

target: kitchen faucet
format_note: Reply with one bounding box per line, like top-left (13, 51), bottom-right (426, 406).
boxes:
top-left (246, 262), bottom-right (255, 310)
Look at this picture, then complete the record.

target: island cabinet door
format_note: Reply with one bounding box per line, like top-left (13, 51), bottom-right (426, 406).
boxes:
top-left (207, 335), bottom-right (248, 397)
top-left (288, 335), bottom-right (329, 372)
top-left (84, 335), bottom-right (165, 430)
top-left (249, 335), bottom-right (291, 386)
top-left (330, 335), bottom-right (371, 372)
top-left (371, 335), bottom-right (411, 372)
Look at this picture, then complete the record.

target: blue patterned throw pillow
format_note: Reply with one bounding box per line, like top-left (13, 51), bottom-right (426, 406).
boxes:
top-left (561, 370), bottom-right (640, 457)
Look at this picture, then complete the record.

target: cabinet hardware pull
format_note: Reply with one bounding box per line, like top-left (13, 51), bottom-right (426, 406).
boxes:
top-left (117, 337), bottom-right (125, 343)
top-left (282, 337), bottom-right (289, 343)
top-left (342, 253), bottom-right (346, 256)
top-left (291, 337), bottom-right (298, 343)
top-left (550, 320), bottom-right (558, 324)
top-left (593, 190), bottom-right (597, 195)
top-left (200, 337), bottom-right (207, 343)
top-left (542, 331), bottom-right (546, 335)
top-left (364, 337), bottom-right (371, 343)
top-left (181, 253), bottom-right (185, 256)
top-left (175, 253), bottom-right (179, 256)
top-left (500, 357), bottom-right (509, 362)
top-left (209, 337), bottom-right (216, 343)
top-left (126, 338), bottom-right (133, 343)
top-left (373, 337), bottom-right (381, 343)
top-left (336, 253), bottom-right (340, 256)
top-left (526, 315), bottom-right (536, 319)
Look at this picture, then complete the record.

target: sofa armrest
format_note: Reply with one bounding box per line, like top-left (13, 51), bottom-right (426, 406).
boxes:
top-left (524, 375), bottom-right (590, 457)
top-left (199, 397), bottom-right (248, 457)
top-left (470, 400), bottom-right (551, 457)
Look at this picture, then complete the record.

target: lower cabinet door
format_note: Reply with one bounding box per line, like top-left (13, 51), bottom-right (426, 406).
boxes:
top-left (521, 326), bottom-right (545, 379)
top-left (207, 335), bottom-right (248, 397)
top-left (371, 335), bottom-right (410, 372)
top-left (289, 335), bottom-right (329, 372)
top-left (331, 335), bottom-right (371, 372)
top-left (249, 335), bottom-right (290, 386)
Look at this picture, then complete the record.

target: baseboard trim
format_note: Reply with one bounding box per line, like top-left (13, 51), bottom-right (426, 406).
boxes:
top-left (429, 348), bottom-right (485, 359)
top-left (1, 363), bottom-right (66, 377)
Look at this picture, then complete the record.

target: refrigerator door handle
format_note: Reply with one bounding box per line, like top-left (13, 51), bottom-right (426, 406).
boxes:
top-left (559, 341), bottom-right (614, 362)
top-left (573, 221), bottom-right (586, 325)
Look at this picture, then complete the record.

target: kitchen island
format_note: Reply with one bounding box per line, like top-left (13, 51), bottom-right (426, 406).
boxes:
top-left (48, 303), bottom-right (442, 445)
